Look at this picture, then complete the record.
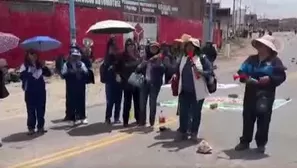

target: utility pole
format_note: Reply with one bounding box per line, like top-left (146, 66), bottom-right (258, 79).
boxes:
top-left (69, 0), bottom-right (76, 45)
top-left (232, 0), bottom-right (236, 34)
top-left (239, 0), bottom-right (242, 30)
top-left (208, 0), bottom-right (214, 42)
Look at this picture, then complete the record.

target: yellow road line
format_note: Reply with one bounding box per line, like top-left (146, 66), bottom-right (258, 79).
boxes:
top-left (7, 118), bottom-right (177, 168)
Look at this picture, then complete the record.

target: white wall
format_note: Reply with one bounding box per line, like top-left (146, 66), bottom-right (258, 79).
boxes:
top-left (123, 22), bottom-right (158, 45)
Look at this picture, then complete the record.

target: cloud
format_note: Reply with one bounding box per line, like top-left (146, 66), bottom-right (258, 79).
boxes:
top-left (220, 0), bottom-right (297, 19)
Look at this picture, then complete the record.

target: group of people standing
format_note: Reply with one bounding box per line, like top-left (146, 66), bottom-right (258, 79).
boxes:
top-left (0, 33), bottom-right (286, 155)
top-left (100, 34), bottom-right (218, 142)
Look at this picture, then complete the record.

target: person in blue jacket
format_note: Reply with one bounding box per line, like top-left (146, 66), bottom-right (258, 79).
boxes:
top-left (61, 48), bottom-right (89, 126)
top-left (235, 35), bottom-right (286, 153)
top-left (20, 50), bottom-right (52, 135)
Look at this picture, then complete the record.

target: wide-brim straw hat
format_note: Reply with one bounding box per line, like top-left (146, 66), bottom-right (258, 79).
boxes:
top-left (252, 35), bottom-right (282, 54)
top-left (184, 37), bottom-right (201, 48)
top-left (173, 34), bottom-right (192, 44)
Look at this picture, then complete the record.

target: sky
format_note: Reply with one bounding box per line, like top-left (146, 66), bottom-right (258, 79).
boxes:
top-left (218, 0), bottom-right (297, 19)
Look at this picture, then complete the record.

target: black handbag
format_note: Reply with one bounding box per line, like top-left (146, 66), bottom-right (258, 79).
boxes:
top-left (206, 76), bottom-right (217, 94)
top-left (99, 63), bottom-right (106, 84)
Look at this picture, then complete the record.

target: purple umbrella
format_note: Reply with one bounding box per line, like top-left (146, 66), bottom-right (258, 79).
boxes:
top-left (0, 32), bottom-right (19, 54)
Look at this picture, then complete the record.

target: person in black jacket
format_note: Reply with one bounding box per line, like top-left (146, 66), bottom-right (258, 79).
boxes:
top-left (202, 42), bottom-right (217, 64)
top-left (119, 39), bottom-right (141, 127)
top-left (235, 35), bottom-right (286, 153)
top-left (103, 38), bottom-right (123, 124)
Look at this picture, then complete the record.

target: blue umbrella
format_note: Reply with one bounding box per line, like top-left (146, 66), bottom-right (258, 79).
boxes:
top-left (20, 36), bottom-right (61, 52)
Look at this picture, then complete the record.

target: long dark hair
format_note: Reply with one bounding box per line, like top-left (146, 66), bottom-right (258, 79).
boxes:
top-left (24, 51), bottom-right (42, 69)
top-left (123, 38), bottom-right (138, 58)
top-left (184, 42), bottom-right (201, 56)
top-left (146, 44), bottom-right (160, 60)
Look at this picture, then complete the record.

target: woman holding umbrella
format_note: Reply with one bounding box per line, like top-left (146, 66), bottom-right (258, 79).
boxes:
top-left (20, 50), bottom-right (52, 135)
top-left (102, 38), bottom-right (123, 124)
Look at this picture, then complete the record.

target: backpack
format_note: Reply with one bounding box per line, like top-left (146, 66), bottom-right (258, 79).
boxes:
top-left (200, 55), bottom-right (217, 94)
top-left (99, 63), bottom-right (107, 84)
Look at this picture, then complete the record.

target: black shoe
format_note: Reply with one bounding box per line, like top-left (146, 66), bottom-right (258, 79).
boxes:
top-left (63, 116), bottom-right (71, 121)
top-left (190, 133), bottom-right (199, 142)
top-left (27, 129), bottom-right (35, 136)
top-left (175, 133), bottom-right (188, 141)
top-left (256, 146), bottom-right (266, 153)
top-left (123, 123), bottom-right (129, 128)
top-left (105, 119), bottom-right (111, 125)
top-left (37, 128), bottom-right (48, 134)
top-left (149, 119), bottom-right (155, 127)
top-left (235, 143), bottom-right (250, 151)
top-left (0, 143), bottom-right (2, 148)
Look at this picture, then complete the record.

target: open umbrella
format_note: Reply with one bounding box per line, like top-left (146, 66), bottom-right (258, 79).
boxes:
top-left (20, 36), bottom-right (61, 52)
top-left (87, 20), bottom-right (135, 34)
top-left (0, 32), bottom-right (20, 54)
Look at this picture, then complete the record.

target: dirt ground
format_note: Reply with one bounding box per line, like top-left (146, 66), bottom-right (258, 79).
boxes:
top-left (0, 38), bottom-right (255, 120)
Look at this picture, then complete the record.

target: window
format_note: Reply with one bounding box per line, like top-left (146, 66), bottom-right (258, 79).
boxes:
top-left (144, 16), bottom-right (156, 23)
top-left (133, 15), bottom-right (143, 23)
top-left (8, 2), bottom-right (54, 13)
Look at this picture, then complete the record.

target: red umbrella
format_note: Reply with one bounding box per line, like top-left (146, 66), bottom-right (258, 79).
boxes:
top-left (0, 32), bottom-right (19, 54)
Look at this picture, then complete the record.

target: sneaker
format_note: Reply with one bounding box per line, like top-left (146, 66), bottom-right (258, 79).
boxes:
top-left (37, 128), bottom-right (48, 134)
top-left (27, 129), bottom-right (35, 136)
top-left (235, 143), bottom-right (250, 151)
top-left (71, 120), bottom-right (80, 126)
top-left (114, 120), bottom-right (121, 124)
top-left (256, 146), bottom-right (266, 153)
top-left (81, 119), bottom-right (88, 125)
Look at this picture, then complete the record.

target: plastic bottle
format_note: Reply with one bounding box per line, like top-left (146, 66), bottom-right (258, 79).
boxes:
top-left (159, 110), bottom-right (166, 131)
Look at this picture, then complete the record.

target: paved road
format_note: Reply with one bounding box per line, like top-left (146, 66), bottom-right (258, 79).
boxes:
top-left (1, 32), bottom-right (297, 168)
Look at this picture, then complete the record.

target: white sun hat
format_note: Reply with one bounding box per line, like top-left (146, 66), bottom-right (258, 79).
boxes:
top-left (186, 37), bottom-right (201, 48)
top-left (252, 35), bottom-right (281, 53)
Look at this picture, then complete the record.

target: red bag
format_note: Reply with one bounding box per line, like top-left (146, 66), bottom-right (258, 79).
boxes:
top-left (171, 75), bottom-right (179, 97)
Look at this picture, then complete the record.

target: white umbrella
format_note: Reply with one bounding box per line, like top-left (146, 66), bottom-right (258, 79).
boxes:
top-left (87, 20), bottom-right (135, 34)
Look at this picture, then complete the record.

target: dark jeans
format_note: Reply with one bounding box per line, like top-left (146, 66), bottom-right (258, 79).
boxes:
top-left (105, 84), bottom-right (122, 121)
top-left (179, 91), bottom-right (204, 135)
top-left (25, 91), bottom-right (46, 130)
top-left (240, 97), bottom-right (274, 147)
top-left (123, 87), bottom-right (140, 125)
top-left (139, 83), bottom-right (161, 126)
